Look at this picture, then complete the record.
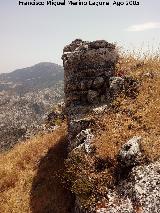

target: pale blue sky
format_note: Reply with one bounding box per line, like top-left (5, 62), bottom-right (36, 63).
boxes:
top-left (0, 0), bottom-right (160, 73)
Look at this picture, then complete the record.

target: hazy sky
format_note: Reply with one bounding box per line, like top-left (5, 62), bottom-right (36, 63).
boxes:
top-left (0, 0), bottom-right (160, 73)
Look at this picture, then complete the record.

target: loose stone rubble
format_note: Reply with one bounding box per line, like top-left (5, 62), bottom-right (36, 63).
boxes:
top-left (109, 76), bottom-right (124, 97)
top-left (75, 129), bottom-right (94, 154)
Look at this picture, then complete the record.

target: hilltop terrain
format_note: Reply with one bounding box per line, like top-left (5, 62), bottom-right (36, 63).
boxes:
top-left (62, 39), bottom-right (160, 212)
top-left (0, 45), bottom-right (159, 212)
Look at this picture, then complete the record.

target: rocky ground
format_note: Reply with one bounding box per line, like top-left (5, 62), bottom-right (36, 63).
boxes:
top-left (0, 40), bottom-right (159, 213)
top-left (62, 39), bottom-right (160, 213)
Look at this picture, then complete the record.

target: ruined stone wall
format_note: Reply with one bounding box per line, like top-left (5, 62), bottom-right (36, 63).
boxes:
top-left (62, 39), bottom-right (119, 150)
top-left (62, 39), bottom-right (118, 109)
top-left (61, 40), bottom-right (158, 213)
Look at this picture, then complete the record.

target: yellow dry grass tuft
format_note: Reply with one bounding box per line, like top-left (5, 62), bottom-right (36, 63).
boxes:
top-left (65, 50), bottom-right (160, 209)
top-left (95, 51), bottom-right (160, 162)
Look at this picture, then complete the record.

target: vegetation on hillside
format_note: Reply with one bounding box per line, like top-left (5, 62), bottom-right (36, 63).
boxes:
top-left (0, 50), bottom-right (160, 212)
top-left (0, 62), bottom-right (64, 152)
top-left (0, 124), bottom-right (73, 213)
top-left (95, 49), bottom-right (160, 161)
top-left (65, 50), bottom-right (160, 209)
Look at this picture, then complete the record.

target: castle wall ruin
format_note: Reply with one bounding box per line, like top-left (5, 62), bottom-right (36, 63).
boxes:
top-left (62, 39), bottom-right (119, 149)
top-left (62, 39), bottom-right (118, 109)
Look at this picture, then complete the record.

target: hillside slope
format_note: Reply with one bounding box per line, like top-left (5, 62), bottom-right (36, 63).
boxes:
top-left (0, 124), bottom-right (73, 213)
top-left (64, 49), bottom-right (160, 211)
top-left (0, 51), bottom-right (160, 212)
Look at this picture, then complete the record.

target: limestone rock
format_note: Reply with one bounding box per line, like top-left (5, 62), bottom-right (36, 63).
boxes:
top-left (118, 136), bottom-right (142, 167)
top-left (118, 160), bottom-right (160, 213)
top-left (96, 160), bottom-right (160, 213)
top-left (128, 160), bottom-right (160, 212)
top-left (74, 129), bottom-right (94, 154)
top-left (109, 76), bottom-right (124, 96)
top-left (96, 191), bottom-right (134, 213)
top-left (67, 117), bottom-right (94, 151)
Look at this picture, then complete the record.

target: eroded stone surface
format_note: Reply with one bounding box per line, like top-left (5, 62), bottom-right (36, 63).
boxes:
top-left (62, 39), bottom-right (118, 150)
top-left (109, 76), bottom-right (124, 96)
top-left (75, 129), bottom-right (94, 153)
top-left (118, 136), bottom-right (142, 167)
top-left (62, 40), bottom-right (159, 213)
top-left (62, 39), bottom-right (118, 109)
top-left (96, 160), bottom-right (160, 213)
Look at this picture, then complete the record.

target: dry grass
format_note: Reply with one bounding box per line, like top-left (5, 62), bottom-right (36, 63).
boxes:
top-left (65, 51), bottom-right (160, 209)
top-left (95, 51), bottom-right (160, 162)
top-left (0, 124), bottom-right (73, 213)
top-left (1, 50), bottom-right (160, 212)
top-left (65, 149), bottom-right (113, 209)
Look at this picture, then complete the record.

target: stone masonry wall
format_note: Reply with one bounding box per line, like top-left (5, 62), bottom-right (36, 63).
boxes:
top-left (62, 39), bottom-right (118, 108)
top-left (62, 39), bottom-right (119, 150)
top-left (61, 40), bottom-right (159, 213)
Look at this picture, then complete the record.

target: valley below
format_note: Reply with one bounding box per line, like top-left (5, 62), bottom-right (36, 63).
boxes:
top-left (0, 62), bottom-right (64, 151)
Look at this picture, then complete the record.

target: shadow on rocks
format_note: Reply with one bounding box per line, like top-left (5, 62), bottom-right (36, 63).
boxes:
top-left (30, 136), bottom-right (74, 213)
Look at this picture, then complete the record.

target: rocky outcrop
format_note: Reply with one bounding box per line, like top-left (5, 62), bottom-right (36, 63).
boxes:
top-left (74, 128), bottom-right (94, 154)
top-left (62, 39), bottom-right (118, 109)
top-left (96, 159), bottom-right (160, 213)
top-left (90, 137), bottom-right (160, 212)
top-left (62, 40), bottom-right (159, 213)
top-left (118, 136), bottom-right (143, 168)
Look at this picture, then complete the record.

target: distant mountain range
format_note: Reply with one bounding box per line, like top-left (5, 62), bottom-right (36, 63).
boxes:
top-left (0, 62), bottom-right (64, 94)
top-left (0, 62), bottom-right (64, 152)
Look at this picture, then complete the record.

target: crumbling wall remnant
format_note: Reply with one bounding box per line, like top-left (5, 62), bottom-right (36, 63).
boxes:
top-left (62, 39), bottom-right (120, 212)
top-left (62, 39), bottom-right (119, 109)
top-left (61, 40), bottom-right (158, 213)
top-left (62, 39), bottom-right (119, 151)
